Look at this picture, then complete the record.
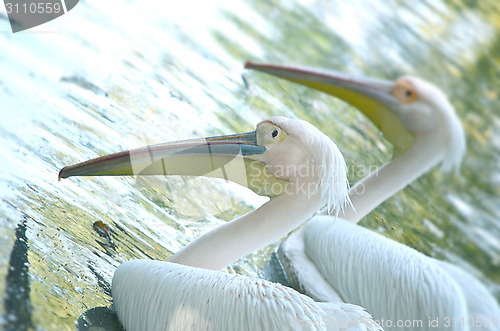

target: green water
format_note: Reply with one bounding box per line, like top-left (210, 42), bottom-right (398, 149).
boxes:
top-left (0, 0), bottom-right (499, 329)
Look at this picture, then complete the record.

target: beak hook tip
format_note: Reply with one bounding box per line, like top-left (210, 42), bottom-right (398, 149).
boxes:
top-left (58, 167), bottom-right (67, 181)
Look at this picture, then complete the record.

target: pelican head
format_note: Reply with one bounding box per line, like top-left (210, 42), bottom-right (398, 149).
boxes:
top-left (245, 62), bottom-right (465, 172)
top-left (59, 116), bottom-right (349, 214)
top-left (260, 116), bottom-right (349, 213)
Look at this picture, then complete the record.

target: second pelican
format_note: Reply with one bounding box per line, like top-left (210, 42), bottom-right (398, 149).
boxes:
top-left (245, 62), bottom-right (500, 331)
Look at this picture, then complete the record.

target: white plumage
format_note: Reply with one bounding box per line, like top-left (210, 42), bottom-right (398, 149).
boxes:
top-left (113, 260), bottom-right (378, 331)
top-left (244, 63), bottom-right (500, 331)
top-left (61, 116), bottom-right (380, 331)
top-left (282, 218), bottom-right (468, 331)
top-left (281, 217), bottom-right (500, 330)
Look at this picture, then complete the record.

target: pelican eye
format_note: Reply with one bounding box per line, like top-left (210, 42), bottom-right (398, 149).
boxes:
top-left (393, 78), bottom-right (418, 105)
top-left (271, 129), bottom-right (279, 138)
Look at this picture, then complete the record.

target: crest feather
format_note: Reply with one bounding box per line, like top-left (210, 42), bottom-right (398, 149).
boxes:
top-left (268, 116), bottom-right (350, 215)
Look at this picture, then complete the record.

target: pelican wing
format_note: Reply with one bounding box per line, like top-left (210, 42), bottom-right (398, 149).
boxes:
top-left (280, 217), bottom-right (474, 331)
top-left (112, 260), bottom-right (381, 331)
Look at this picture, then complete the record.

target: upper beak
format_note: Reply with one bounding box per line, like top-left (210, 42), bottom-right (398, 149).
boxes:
top-left (59, 131), bottom-right (288, 197)
top-left (245, 61), bottom-right (414, 156)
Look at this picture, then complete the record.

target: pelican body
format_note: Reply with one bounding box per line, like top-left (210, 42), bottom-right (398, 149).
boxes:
top-left (60, 117), bottom-right (381, 330)
top-left (245, 62), bottom-right (500, 331)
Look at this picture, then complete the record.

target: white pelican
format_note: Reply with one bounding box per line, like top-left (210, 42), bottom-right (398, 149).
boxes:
top-left (245, 62), bottom-right (500, 330)
top-left (59, 117), bottom-right (382, 331)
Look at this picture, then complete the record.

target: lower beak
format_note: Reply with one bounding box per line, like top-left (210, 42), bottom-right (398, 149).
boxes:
top-left (59, 131), bottom-right (287, 197)
top-left (245, 61), bottom-right (414, 156)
